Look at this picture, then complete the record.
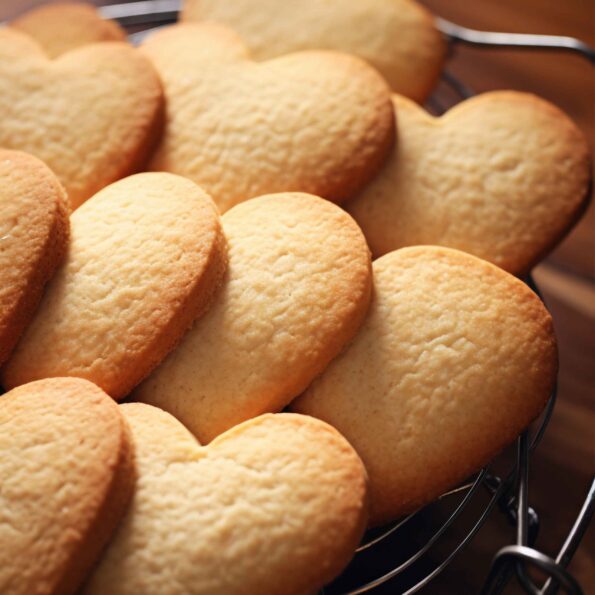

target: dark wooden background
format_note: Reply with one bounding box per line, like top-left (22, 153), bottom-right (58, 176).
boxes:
top-left (1, 0), bottom-right (593, 592)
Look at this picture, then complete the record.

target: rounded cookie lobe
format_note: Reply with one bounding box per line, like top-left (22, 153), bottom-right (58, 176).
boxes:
top-left (292, 246), bottom-right (557, 526)
top-left (182, 0), bottom-right (447, 102)
top-left (0, 149), bottom-right (69, 366)
top-left (142, 23), bottom-right (395, 213)
top-left (84, 405), bottom-right (368, 595)
top-left (134, 192), bottom-right (372, 443)
top-left (2, 173), bottom-right (227, 399)
top-left (0, 377), bottom-right (135, 595)
top-left (11, 2), bottom-right (126, 58)
top-left (0, 27), bottom-right (163, 210)
top-left (347, 92), bottom-right (592, 274)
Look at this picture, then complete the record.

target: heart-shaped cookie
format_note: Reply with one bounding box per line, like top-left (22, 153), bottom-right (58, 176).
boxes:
top-left (84, 404), bottom-right (368, 595)
top-left (11, 2), bottom-right (126, 58)
top-left (0, 27), bottom-right (163, 210)
top-left (292, 246), bottom-right (557, 526)
top-left (134, 192), bottom-right (372, 442)
top-left (2, 173), bottom-right (227, 399)
top-left (0, 378), bottom-right (134, 595)
top-left (0, 150), bottom-right (69, 366)
top-left (182, 0), bottom-right (446, 102)
top-left (141, 23), bottom-right (395, 213)
top-left (347, 92), bottom-right (591, 275)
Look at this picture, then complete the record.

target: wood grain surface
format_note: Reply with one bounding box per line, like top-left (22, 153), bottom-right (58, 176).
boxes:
top-left (0, 1), bottom-right (593, 593)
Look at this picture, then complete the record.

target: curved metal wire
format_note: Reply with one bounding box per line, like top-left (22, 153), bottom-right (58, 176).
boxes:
top-left (482, 546), bottom-right (584, 595)
top-left (355, 475), bottom-right (481, 553)
top-left (346, 469), bottom-right (504, 595)
top-left (99, 0), bottom-right (180, 25)
top-left (402, 476), bottom-right (508, 595)
top-left (514, 432), bottom-right (542, 594)
top-left (355, 513), bottom-right (416, 553)
top-left (347, 470), bottom-right (489, 593)
top-left (530, 381), bottom-right (558, 452)
top-left (542, 479), bottom-right (595, 594)
top-left (441, 70), bottom-right (475, 99)
top-left (436, 17), bottom-right (595, 63)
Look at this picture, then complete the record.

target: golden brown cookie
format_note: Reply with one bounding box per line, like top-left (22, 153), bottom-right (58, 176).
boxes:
top-left (0, 150), bottom-right (69, 367)
top-left (2, 173), bottom-right (227, 399)
top-left (292, 246), bottom-right (557, 526)
top-left (0, 27), bottom-right (163, 210)
top-left (11, 2), bottom-right (126, 58)
top-left (182, 0), bottom-right (446, 102)
top-left (0, 378), bottom-right (135, 595)
top-left (134, 192), bottom-right (372, 443)
top-left (141, 23), bottom-right (395, 213)
top-left (348, 92), bottom-right (591, 274)
top-left (84, 404), bottom-right (368, 595)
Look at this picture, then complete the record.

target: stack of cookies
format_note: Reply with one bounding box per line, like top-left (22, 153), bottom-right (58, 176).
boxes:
top-left (0, 2), bottom-right (590, 594)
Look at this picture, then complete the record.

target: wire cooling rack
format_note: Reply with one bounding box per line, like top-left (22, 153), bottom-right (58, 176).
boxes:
top-left (36, 1), bottom-right (595, 593)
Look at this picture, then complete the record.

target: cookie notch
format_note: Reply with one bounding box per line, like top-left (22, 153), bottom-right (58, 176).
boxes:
top-left (84, 406), bottom-right (369, 595)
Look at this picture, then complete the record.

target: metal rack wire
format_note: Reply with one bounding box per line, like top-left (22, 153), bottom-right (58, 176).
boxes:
top-left (90, 2), bottom-right (595, 592)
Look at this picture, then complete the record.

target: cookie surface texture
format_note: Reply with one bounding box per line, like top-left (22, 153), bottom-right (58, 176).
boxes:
top-left (84, 405), bottom-right (368, 595)
top-left (0, 378), bottom-right (135, 595)
top-left (292, 246), bottom-right (557, 526)
top-left (11, 2), bottom-right (126, 58)
top-left (182, 0), bottom-right (446, 102)
top-left (0, 27), bottom-right (163, 209)
top-left (134, 192), bottom-right (372, 443)
top-left (347, 92), bottom-right (591, 274)
top-left (2, 173), bottom-right (227, 399)
top-left (141, 23), bottom-right (395, 213)
top-left (0, 150), bottom-right (69, 366)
